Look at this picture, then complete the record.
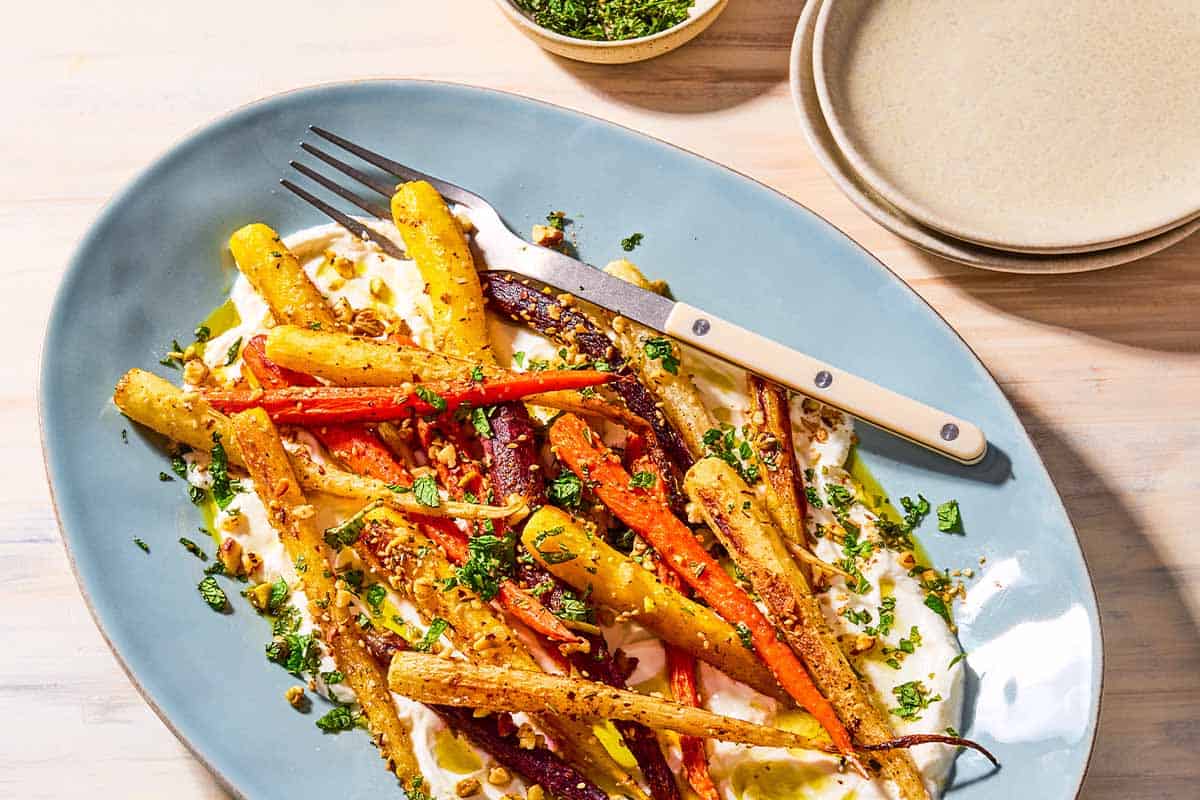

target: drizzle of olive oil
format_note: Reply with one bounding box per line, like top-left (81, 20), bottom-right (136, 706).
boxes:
top-left (845, 446), bottom-right (932, 566)
top-left (199, 497), bottom-right (222, 546)
top-left (593, 721), bottom-right (638, 769)
top-left (729, 759), bottom-right (831, 800)
top-left (774, 709), bottom-right (829, 744)
top-left (633, 674), bottom-right (671, 698)
top-left (433, 728), bottom-right (483, 774)
top-left (200, 298), bottom-right (241, 342)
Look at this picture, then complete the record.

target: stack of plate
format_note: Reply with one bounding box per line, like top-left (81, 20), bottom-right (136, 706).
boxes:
top-left (790, 0), bottom-right (1200, 273)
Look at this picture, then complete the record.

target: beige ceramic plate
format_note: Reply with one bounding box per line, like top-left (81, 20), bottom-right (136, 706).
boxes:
top-left (494, 0), bottom-right (728, 64)
top-left (812, 0), bottom-right (1200, 254)
top-left (790, 0), bottom-right (1200, 274)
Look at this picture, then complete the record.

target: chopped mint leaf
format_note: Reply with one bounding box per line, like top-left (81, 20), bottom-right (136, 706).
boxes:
top-left (628, 470), bottom-right (656, 489)
top-left (412, 474), bottom-right (441, 508)
top-left (224, 336), bottom-right (242, 366)
top-left (413, 617), bottom-right (450, 652)
top-left (198, 576), bottom-right (228, 612)
top-left (179, 537), bottom-right (208, 561)
top-left (315, 705), bottom-right (360, 733)
top-left (936, 499), bottom-right (962, 533)
top-left (547, 471), bottom-right (583, 510)
top-left (643, 337), bottom-right (679, 375)
top-left (415, 385), bottom-right (447, 413)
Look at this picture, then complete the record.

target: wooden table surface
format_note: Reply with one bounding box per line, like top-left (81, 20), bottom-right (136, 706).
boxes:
top-left (5, 2), bottom-right (1197, 797)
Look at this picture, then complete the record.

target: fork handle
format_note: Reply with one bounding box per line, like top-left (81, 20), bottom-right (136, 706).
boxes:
top-left (663, 303), bottom-right (988, 464)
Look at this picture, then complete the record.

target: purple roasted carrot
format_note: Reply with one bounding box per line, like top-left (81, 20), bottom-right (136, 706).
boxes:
top-left (435, 706), bottom-right (608, 800)
top-left (481, 403), bottom-right (546, 503)
top-left (482, 273), bottom-right (692, 513)
top-left (485, 400), bottom-right (682, 800)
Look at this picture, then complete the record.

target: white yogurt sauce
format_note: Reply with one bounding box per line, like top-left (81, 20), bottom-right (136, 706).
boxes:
top-left (196, 223), bottom-right (964, 800)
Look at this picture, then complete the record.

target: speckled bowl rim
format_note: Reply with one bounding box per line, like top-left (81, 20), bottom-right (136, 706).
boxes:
top-left (811, 0), bottom-right (1200, 255)
top-left (791, 0), bottom-right (1200, 274)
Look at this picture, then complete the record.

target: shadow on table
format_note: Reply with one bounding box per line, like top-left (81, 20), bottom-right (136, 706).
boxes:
top-left (909, 232), bottom-right (1200, 354)
top-left (1014, 403), bottom-right (1200, 798)
top-left (541, 0), bottom-right (806, 114)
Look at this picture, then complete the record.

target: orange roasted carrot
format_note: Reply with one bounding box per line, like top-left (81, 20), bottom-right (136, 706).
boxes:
top-left (550, 413), bottom-right (855, 758)
top-left (628, 442), bottom-right (719, 800)
top-left (205, 370), bottom-right (614, 423)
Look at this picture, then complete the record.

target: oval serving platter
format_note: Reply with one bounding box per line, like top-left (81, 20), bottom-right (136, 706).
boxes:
top-left (41, 81), bottom-right (1101, 800)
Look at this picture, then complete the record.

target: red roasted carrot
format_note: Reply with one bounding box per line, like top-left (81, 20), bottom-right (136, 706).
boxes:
top-left (242, 340), bottom-right (578, 644)
top-left (244, 336), bottom-right (412, 484)
top-left (204, 370), bottom-right (614, 423)
top-left (243, 335), bottom-right (319, 389)
top-left (550, 413), bottom-right (856, 758)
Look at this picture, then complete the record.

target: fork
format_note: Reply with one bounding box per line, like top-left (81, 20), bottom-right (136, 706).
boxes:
top-left (281, 127), bottom-right (988, 465)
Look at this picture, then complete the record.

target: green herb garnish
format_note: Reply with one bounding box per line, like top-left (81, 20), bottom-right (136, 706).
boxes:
top-left (702, 424), bottom-right (760, 484)
top-left (209, 432), bottom-right (240, 510)
top-left (734, 621), bottom-right (754, 649)
top-left (133, 537), bottom-right (150, 553)
top-left (413, 618), bottom-right (450, 652)
top-left (643, 337), bottom-right (679, 375)
top-left (900, 494), bottom-right (931, 529)
top-left (447, 532), bottom-right (516, 601)
top-left (514, 0), bottom-right (694, 42)
top-left (415, 385), bottom-right (448, 412)
top-left (924, 593), bottom-right (951, 624)
top-left (628, 470), bottom-right (656, 489)
top-left (324, 515), bottom-right (365, 550)
top-left (179, 537), bottom-right (207, 561)
top-left (412, 474), bottom-right (441, 508)
top-left (198, 576), bottom-right (228, 612)
top-left (936, 500), bottom-right (962, 533)
top-left (890, 680), bottom-right (942, 722)
top-left (547, 471), bottom-right (584, 510)
top-left (315, 705), bottom-right (360, 733)
top-left (267, 577), bottom-right (289, 612)
top-left (365, 583), bottom-right (387, 614)
top-left (224, 336), bottom-right (242, 366)
top-left (621, 232), bottom-right (644, 251)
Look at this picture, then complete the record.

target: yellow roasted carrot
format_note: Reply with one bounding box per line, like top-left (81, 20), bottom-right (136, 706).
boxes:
top-left (228, 223), bottom-right (336, 329)
top-left (390, 181), bottom-right (491, 361)
top-left (387, 654), bottom-right (833, 754)
top-left (265, 324), bottom-right (490, 385)
top-left (230, 408), bottom-right (419, 783)
top-left (522, 507), bottom-right (787, 702)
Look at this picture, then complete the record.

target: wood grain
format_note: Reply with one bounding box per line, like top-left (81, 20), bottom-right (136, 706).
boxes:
top-left (4, 1), bottom-right (1197, 797)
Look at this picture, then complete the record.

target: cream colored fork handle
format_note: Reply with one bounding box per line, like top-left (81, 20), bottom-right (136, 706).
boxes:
top-left (664, 303), bottom-right (988, 464)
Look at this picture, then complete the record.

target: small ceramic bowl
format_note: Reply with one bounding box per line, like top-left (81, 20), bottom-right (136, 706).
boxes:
top-left (494, 0), bottom-right (728, 64)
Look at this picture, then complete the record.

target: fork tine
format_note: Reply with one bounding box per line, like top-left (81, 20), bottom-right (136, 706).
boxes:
top-left (289, 160), bottom-right (390, 219)
top-left (308, 126), bottom-right (481, 208)
top-left (279, 179), bottom-right (407, 261)
top-left (299, 143), bottom-right (395, 198)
